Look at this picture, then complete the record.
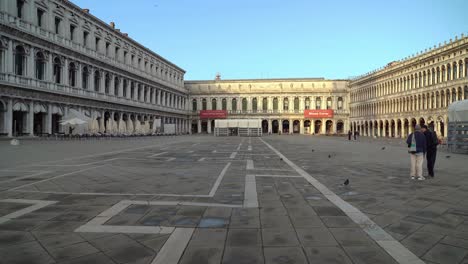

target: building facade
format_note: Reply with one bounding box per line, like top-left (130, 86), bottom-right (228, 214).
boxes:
top-left (186, 78), bottom-right (349, 135)
top-left (0, 0), bottom-right (190, 137)
top-left (349, 35), bottom-right (468, 139)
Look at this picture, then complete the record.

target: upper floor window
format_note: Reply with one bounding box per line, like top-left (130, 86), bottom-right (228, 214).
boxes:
top-left (17, 0), bottom-right (25, 19)
top-left (69, 25), bottom-right (76, 41)
top-left (211, 98), bottom-right (217, 110)
top-left (202, 98), bottom-right (207, 110)
top-left (37, 9), bottom-right (45, 28)
top-left (53, 57), bottom-right (62, 84)
top-left (14, 46), bottom-right (26, 76)
top-left (94, 70), bottom-right (100, 91)
top-left (283, 98), bottom-right (289, 110)
top-left (83, 31), bottom-right (89, 47)
top-left (54, 17), bottom-right (61, 35)
top-left (82, 67), bottom-right (89, 89)
top-left (222, 98), bottom-right (227, 110)
top-left (192, 99), bottom-right (197, 111)
top-left (315, 97), bottom-right (321, 110)
top-left (337, 97), bottom-right (344, 110)
top-left (123, 51), bottom-right (128, 63)
top-left (115, 47), bottom-right (120, 61)
top-left (262, 98), bottom-right (268, 111)
top-left (95, 37), bottom-right (100, 52)
top-left (232, 98), bottom-right (237, 111)
top-left (123, 79), bottom-right (128, 97)
top-left (294, 97), bottom-right (299, 110)
top-left (105, 42), bottom-right (110, 56)
top-left (35, 52), bottom-right (46, 80)
top-left (305, 98), bottom-right (310, 109)
top-left (252, 98), bottom-right (257, 112)
top-left (273, 98), bottom-right (278, 111)
top-left (326, 97), bottom-right (332, 109)
top-left (68, 62), bottom-right (77, 87)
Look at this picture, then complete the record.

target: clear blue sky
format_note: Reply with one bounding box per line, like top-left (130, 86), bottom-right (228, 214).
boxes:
top-left (72, 0), bottom-right (467, 80)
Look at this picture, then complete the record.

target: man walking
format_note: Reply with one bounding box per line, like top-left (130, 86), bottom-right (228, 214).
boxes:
top-left (422, 124), bottom-right (438, 178)
top-left (406, 124), bottom-right (427, 180)
top-left (348, 130), bottom-right (352, 141)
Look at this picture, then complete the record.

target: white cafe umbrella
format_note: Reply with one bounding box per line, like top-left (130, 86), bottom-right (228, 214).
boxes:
top-left (60, 118), bottom-right (87, 126)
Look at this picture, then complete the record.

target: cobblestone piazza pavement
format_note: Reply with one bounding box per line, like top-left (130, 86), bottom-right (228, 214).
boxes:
top-left (0, 135), bottom-right (467, 264)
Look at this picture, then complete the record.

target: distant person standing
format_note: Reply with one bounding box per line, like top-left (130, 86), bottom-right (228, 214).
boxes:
top-left (406, 124), bottom-right (427, 180)
top-left (354, 130), bottom-right (357, 140)
top-left (348, 130), bottom-right (352, 141)
top-left (421, 124), bottom-right (439, 178)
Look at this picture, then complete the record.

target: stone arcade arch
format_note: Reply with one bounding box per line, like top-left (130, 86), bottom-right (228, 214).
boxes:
top-left (282, 120), bottom-right (289, 134)
top-left (314, 120), bottom-right (322, 134)
top-left (261, 120), bottom-right (268, 134)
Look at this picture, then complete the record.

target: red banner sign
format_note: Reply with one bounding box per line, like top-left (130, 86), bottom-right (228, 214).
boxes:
top-left (304, 109), bottom-right (334, 118)
top-left (199, 110), bottom-right (228, 119)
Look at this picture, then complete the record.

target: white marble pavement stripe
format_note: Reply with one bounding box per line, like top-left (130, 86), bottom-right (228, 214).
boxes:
top-left (259, 138), bottom-right (425, 264)
top-left (244, 174), bottom-right (258, 208)
top-left (151, 228), bottom-right (195, 264)
top-left (0, 199), bottom-right (57, 223)
top-left (208, 162), bottom-right (231, 197)
top-left (229, 152), bottom-right (238, 159)
top-left (0, 171), bottom-right (51, 184)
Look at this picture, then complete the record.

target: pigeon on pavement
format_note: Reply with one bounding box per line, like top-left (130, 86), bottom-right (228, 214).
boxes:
top-left (343, 179), bottom-right (349, 186)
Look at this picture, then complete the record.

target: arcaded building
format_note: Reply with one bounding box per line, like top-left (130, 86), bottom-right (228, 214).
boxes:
top-left (349, 35), bottom-right (468, 139)
top-left (186, 78), bottom-right (349, 135)
top-left (0, 0), bottom-right (190, 137)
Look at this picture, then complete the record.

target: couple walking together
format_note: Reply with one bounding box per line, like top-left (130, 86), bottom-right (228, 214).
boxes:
top-left (406, 124), bottom-right (439, 181)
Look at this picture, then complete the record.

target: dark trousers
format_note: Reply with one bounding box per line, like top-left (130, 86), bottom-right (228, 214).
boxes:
top-left (426, 150), bottom-right (437, 177)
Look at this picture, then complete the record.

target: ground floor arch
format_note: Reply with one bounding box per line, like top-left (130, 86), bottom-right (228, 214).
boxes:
top-left (282, 120), bottom-right (289, 134)
top-left (272, 120), bottom-right (279, 134)
top-left (262, 120), bottom-right (268, 134)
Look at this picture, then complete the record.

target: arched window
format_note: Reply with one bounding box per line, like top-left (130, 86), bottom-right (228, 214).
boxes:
top-left (211, 98), bottom-right (217, 110)
top-left (192, 99), bottom-right (197, 111)
top-left (294, 97), bottom-right (299, 110)
top-left (68, 62), bottom-right (77, 87)
top-left (16, 0), bottom-right (25, 19)
top-left (453, 63), bottom-right (457, 79)
top-left (337, 97), bottom-right (343, 110)
top-left (123, 79), bottom-right (127, 97)
top-left (114, 77), bottom-right (119, 96)
top-left (326, 97), bottom-right (332, 109)
top-left (459, 61), bottom-right (464, 79)
top-left (242, 98), bottom-right (247, 111)
top-left (231, 98), bottom-right (237, 111)
top-left (262, 98), bottom-right (268, 111)
top-left (94, 70), bottom-right (100, 91)
top-left (202, 98), bottom-right (207, 110)
top-left (130, 82), bottom-right (135, 99)
top-left (315, 97), bottom-right (321, 110)
top-left (441, 66), bottom-right (446, 82)
top-left (283, 98), bottom-right (289, 111)
top-left (14, 46), bottom-right (26, 76)
top-left (447, 64), bottom-right (451, 81)
top-left (222, 98), bottom-right (227, 110)
top-left (82, 66), bottom-right (89, 89)
top-left (273, 98), bottom-right (278, 111)
top-left (104, 73), bottom-right (111, 94)
top-left (53, 57), bottom-right (62, 83)
top-left (305, 98), bottom-right (310, 109)
top-left (137, 85), bottom-right (142, 101)
top-left (35, 52), bottom-right (46, 80)
top-left (252, 98), bottom-right (257, 112)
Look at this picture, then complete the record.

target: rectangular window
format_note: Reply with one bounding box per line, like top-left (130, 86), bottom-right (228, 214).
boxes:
top-left (123, 51), bottom-right (128, 63)
top-left (115, 47), bottom-right (120, 60)
top-left (37, 9), bottom-right (44, 27)
top-left (54, 17), bottom-right (61, 34)
top-left (95, 37), bottom-right (100, 52)
top-left (69, 25), bottom-right (76, 41)
top-left (17, 0), bottom-right (24, 19)
top-left (83, 31), bottom-right (89, 47)
top-left (106, 42), bottom-right (110, 56)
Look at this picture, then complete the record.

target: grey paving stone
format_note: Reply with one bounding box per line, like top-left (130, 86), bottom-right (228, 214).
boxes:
top-left (222, 247), bottom-right (264, 264)
top-left (312, 206), bottom-right (346, 216)
top-left (262, 229), bottom-right (300, 246)
top-left (290, 215), bottom-right (325, 228)
top-left (0, 219), bottom-right (46, 231)
top-left (34, 232), bottom-right (86, 249)
top-left (105, 244), bottom-right (155, 264)
top-left (296, 227), bottom-right (338, 247)
top-left (329, 228), bottom-right (375, 246)
top-left (139, 234), bottom-right (170, 252)
top-left (304, 246), bottom-right (353, 264)
top-left (0, 240), bottom-right (55, 264)
top-left (188, 228), bottom-right (227, 248)
top-left (179, 247), bottom-right (223, 264)
top-left (385, 220), bottom-right (423, 241)
top-left (0, 230), bottom-right (35, 246)
top-left (320, 216), bottom-right (359, 228)
top-left (422, 243), bottom-right (468, 264)
top-left (264, 247), bottom-right (307, 264)
top-left (56, 252), bottom-right (116, 264)
top-left (48, 241), bottom-right (99, 261)
top-left (260, 215), bottom-right (294, 229)
top-left (401, 231), bottom-right (444, 257)
top-left (227, 229), bottom-right (261, 247)
top-left (89, 234), bottom-right (141, 252)
top-left (229, 215), bottom-right (260, 228)
top-left (33, 221), bottom-right (85, 232)
top-left (440, 236), bottom-right (468, 250)
top-left (343, 245), bottom-right (398, 264)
